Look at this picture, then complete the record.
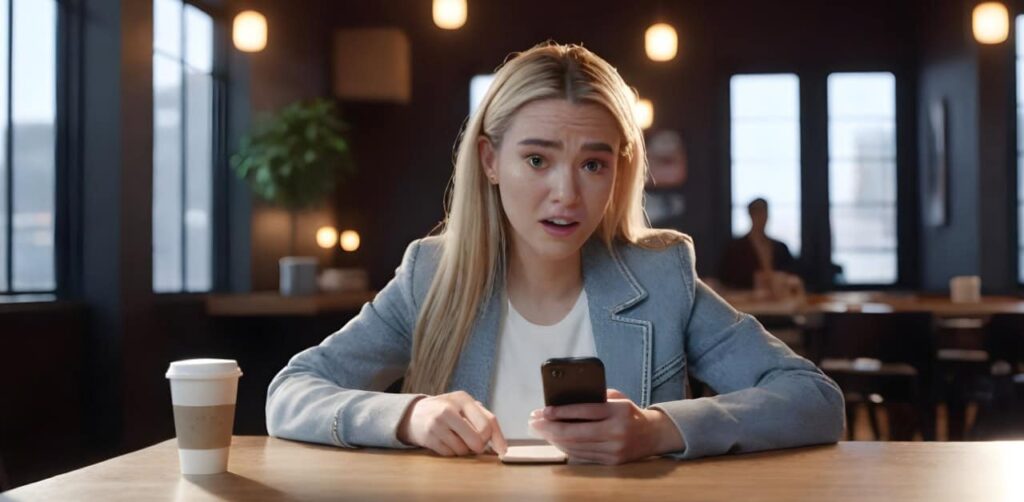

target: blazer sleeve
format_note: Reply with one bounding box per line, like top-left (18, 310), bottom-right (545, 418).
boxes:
top-left (650, 241), bottom-right (845, 460)
top-left (265, 240), bottom-right (426, 449)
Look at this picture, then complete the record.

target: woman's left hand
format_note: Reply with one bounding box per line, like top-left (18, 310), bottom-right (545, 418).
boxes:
top-left (528, 389), bottom-right (685, 465)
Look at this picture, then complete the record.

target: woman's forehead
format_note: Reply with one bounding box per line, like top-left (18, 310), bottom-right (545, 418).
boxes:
top-left (505, 99), bottom-right (621, 147)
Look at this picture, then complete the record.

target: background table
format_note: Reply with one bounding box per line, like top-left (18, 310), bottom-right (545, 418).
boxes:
top-left (721, 291), bottom-right (1024, 319)
top-left (3, 436), bottom-right (1023, 501)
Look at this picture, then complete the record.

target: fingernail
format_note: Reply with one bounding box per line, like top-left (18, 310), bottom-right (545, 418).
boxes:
top-left (530, 409), bottom-right (543, 418)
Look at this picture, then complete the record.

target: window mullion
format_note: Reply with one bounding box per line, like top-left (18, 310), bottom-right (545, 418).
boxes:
top-left (5, 0), bottom-right (14, 293)
top-left (178, 6), bottom-right (187, 292)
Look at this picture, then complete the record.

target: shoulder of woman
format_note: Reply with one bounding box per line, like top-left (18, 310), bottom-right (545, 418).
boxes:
top-left (614, 229), bottom-right (696, 274)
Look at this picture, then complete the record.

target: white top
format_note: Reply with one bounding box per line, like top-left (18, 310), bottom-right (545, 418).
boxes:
top-left (490, 290), bottom-right (597, 439)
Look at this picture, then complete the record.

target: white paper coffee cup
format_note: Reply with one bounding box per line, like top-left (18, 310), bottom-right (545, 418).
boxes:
top-left (166, 359), bottom-right (242, 475)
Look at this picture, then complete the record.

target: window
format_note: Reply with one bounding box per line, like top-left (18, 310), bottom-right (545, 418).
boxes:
top-left (729, 74), bottom-right (801, 255)
top-left (0, 0), bottom-right (58, 293)
top-left (153, 0), bottom-right (216, 293)
top-left (470, 74), bottom-right (495, 117)
top-left (827, 72), bottom-right (897, 284)
top-left (1017, 15), bottom-right (1024, 283)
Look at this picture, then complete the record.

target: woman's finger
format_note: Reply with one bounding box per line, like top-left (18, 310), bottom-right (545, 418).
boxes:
top-left (555, 441), bottom-right (620, 454)
top-left (606, 388), bottom-right (628, 400)
top-left (544, 403), bottom-right (613, 421)
top-left (530, 417), bottom-right (606, 442)
top-left (564, 449), bottom-right (613, 465)
top-left (435, 424), bottom-right (472, 456)
top-left (445, 411), bottom-right (487, 454)
top-left (463, 402), bottom-right (508, 455)
top-left (425, 436), bottom-right (455, 457)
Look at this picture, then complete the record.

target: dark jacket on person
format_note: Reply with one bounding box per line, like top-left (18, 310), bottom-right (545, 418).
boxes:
top-left (718, 235), bottom-right (797, 289)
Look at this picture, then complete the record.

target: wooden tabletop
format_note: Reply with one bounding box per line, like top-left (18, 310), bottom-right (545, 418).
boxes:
top-left (4, 436), bottom-right (1023, 501)
top-left (722, 291), bottom-right (1024, 319)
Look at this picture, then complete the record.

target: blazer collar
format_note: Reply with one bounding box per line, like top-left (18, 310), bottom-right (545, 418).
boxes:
top-left (448, 238), bottom-right (651, 406)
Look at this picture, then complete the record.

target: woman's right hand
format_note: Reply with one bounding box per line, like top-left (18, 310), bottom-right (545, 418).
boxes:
top-left (397, 390), bottom-right (508, 457)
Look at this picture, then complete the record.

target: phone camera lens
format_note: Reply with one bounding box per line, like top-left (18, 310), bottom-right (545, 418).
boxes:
top-left (551, 369), bottom-right (564, 378)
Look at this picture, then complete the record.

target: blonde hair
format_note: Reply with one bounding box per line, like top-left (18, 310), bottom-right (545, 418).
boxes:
top-left (402, 42), bottom-right (688, 395)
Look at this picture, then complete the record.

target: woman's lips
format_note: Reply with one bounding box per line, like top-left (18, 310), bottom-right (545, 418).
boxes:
top-left (540, 220), bottom-right (580, 237)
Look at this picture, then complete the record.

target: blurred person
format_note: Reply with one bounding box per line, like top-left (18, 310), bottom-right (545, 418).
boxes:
top-left (718, 198), bottom-right (799, 291)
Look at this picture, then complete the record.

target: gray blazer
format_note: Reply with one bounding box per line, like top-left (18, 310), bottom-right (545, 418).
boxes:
top-left (266, 236), bottom-right (845, 460)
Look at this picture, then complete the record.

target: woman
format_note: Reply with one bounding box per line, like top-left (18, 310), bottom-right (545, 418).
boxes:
top-left (266, 43), bottom-right (844, 464)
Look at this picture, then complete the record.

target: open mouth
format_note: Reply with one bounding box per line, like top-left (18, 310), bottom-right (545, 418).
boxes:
top-left (540, 218), bottom-right (580, 232)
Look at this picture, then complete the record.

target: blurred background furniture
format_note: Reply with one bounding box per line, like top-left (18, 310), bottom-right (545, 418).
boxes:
top-left (967, 314), bottom-right (1024, 440)
top-left (808, 312), bottom-right (937, 441)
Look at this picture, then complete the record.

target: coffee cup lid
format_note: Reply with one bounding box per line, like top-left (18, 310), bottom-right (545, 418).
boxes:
top-left (166, 359), bottom-right (242, 380)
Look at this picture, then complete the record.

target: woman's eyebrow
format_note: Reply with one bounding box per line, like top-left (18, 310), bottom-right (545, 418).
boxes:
top-left (518, 138), bottom-right (561, 149)
top-left (517, 138), bottom-right (614, 153)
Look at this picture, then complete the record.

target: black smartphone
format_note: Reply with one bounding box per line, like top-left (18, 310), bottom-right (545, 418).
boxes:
top-left (541, 357), bottom-right (607, 410)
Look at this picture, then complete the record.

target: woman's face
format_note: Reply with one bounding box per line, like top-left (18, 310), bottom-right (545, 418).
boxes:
top-left (479, 99), bottom-right (621, 262)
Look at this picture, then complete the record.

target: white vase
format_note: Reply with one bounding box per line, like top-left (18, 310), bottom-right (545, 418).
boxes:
top-left (279, 257), bottom-right (319, 296)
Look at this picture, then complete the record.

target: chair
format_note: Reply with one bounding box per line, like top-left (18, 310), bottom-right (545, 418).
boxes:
top-left (807, 311), bottom-right (936, 441)
top-left (968, 314), bottom-right (1024, 439)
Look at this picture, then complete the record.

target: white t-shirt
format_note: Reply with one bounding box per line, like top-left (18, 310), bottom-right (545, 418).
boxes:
top-left (490, 289), bottom-right (597, 439)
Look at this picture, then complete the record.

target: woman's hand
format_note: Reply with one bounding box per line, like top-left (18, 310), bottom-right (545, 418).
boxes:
top-left (528, 389), bottom-right (685, 465)
top-left (397, 390), bottom-right (508, 457)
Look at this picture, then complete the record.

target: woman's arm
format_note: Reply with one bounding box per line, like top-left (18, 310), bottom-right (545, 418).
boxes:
top-left (649, 276), bottom-right (846, 460)
top-left (265, 240), bottom-right (426, 449)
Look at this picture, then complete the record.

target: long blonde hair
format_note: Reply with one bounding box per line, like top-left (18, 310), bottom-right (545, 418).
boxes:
top-left (403, 42), bottom-right (688, 395)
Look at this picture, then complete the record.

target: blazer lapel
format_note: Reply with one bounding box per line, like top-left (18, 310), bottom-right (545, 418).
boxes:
top-left (582, 239), bottom-right (653, 407)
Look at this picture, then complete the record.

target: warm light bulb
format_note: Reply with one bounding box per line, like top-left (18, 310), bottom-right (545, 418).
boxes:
top-left (316, 226), bottom-right (338, 249)
top-left (233, 10), bottom-right (267, 52)
top-left (433, 0), bottom-right (467, 30)
top-left (645, 23), bottom-right (678, 61)
top-left (973, 2), bottom-right (1009, 44)
top-left (634, 98), bottom-right (654, 130)
top-left (340, 230), bottom-right (361, 252)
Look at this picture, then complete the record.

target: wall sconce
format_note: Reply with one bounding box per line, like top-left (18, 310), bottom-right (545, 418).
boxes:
top-left (340, 230), bottom-right (361, 252)
top-left (973, 2), bottom-right (1009, 44)
top-left (433, 0), bottom-right (467, 30)
top-left (634, 98), bottom-right (654, 130)
top-left (316, 226), bottom-right (338, 249)
top-left (645, 23), bottom-right (678, 61)
top-left (233, 10), bottom-right (268, 52)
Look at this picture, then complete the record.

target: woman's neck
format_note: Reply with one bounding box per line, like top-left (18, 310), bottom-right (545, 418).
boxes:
top-left (505, 242), bottom-right (583, 325)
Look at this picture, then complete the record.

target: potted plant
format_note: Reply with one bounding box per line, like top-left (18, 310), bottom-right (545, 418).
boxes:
top-left (231, 98), bottom-right (355, 295)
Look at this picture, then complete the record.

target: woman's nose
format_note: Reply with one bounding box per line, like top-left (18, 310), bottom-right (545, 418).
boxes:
top-left (550, 165), bottom-right (580, 204)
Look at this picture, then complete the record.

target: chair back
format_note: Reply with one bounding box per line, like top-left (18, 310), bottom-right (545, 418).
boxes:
top-left (986, 314), bottom-right (1024, 370)
top-left (814, 311), bottom-right (936, 369)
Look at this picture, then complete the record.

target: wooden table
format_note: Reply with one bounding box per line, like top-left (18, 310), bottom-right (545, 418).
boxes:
top-left (723, 291), bottom-right (1024, 319)
top-left (4, 437), bottom-right (1023, 501)
top-left (205, 291), bottom-right (377, 317)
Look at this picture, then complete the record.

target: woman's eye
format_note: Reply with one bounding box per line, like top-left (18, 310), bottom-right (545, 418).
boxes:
top-left (526, 155), bottom-right (544, 169)
top-left (582, 160), bottom-right (604, 173)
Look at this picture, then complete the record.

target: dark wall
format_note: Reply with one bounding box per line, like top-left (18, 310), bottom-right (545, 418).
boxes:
top-left (0, 304), bottom-right (90, 487)
top-left (917, 0), bottom-right (982, 291)
top-left (296, 0), bottom-right (920, 289)
top-left (916, 0), bottom-right (1019, 293)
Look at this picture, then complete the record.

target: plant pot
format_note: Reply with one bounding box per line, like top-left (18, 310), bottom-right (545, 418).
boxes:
top-left (279, 257), bottom-right (319, 296)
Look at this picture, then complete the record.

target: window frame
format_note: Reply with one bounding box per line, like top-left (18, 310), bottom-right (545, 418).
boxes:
top-left (151, 0), bottom-right (229, 295)
top-left (727, 72), bottom-right (803, 257)
top-left (0, 0), bottom-right (65, 297)
top-left (723, 66), bottom-right (913, 291)
top-left (825, 71), bottom-right (899, 286)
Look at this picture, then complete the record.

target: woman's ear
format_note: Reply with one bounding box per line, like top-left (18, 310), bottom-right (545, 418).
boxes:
top-left (477, 136), bottom-right (499, 185)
